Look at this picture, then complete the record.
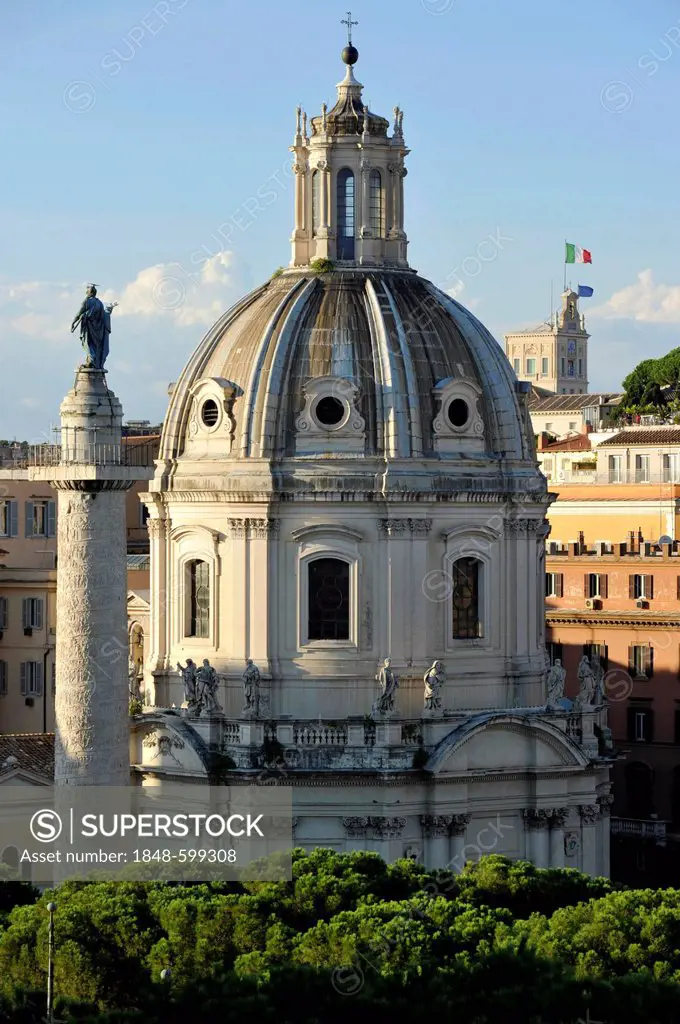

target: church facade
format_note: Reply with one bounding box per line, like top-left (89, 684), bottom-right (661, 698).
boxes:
top-left (125, 42), bottom-right (613, 872)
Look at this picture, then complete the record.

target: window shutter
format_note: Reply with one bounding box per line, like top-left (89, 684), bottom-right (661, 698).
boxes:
top-left (647, 575), bottom-right (654, 600)
top-left (584, 573), bottom-right (590, 598)
top-left (601, 575), bottom-right (609, 599)
top-left (24, 501), bottom-right (34, 538)
top-left (0, 661), bottom-right (6, 695)
top-left (0, 597), bottom-right (6, 631)
top-left (35, 599), bottom-right (43, 630)
top-left (35, 663), bottom-right (43, 696)
top-left (556, 574), bottom-right (563, 598)
top-left (9, 501), bottom-right (18, 538)
top-left (47, 501), bottom-right (56, 538)
top-left (20, 663), bottom-right (26, 696)
top-left (22, 598), bottom-right (29, 630)
top-left (647, 646), bottom-right (654, 678)
top-left (629, 575), bottom-right (636, 599)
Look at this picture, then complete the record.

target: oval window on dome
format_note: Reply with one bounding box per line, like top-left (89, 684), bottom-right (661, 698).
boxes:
top-left (447, 398), bottom-right (469, 429)
top-left (314, 395), bottom-right (346, 428)
top-left (201, 399), bottom-right (220, 428)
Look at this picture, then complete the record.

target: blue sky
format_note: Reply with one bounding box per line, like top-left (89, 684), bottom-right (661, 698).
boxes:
top-left (2, 0), bottom-right (680, 439)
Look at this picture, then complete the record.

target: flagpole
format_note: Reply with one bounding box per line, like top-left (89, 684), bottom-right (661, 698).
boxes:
top-left (549, 279), bottom-right (553, 328)
top-left (563, 239), bottom-right (567, 293)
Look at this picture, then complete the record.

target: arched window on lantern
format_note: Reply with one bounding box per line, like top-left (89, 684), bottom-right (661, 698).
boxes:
top-left (336, 168), bottom-right (355, 260)
top-left (187, 559), bottom-right (210, 639)
top-left (312, 170), bottom-right (321, 237)
top-left (369, 169), bottom-right (383, 235)
top-left (451, 557), bottom-right (482, 639)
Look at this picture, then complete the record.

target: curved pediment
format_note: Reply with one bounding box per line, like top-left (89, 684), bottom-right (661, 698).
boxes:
top-left (130, 712), bottom-right (211, 776)
top-left (427, 712), bottom-right (590, 774)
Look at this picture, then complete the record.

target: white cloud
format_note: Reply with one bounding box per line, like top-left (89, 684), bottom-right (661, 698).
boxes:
top-left (590, 269), bottom-right (680, 323)
top-left (106, 250), bottom-right (236, 328)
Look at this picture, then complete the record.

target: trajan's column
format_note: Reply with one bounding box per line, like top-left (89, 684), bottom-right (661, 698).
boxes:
top-left (30, 287), bottom-right (148, 785)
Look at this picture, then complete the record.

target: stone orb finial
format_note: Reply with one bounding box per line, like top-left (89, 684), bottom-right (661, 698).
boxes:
top-left (341, 44), bottom-right (359, 65)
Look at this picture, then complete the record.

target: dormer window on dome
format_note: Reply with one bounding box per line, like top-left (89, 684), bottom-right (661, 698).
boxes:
top-left (290, 36), bottom-right (409, 269)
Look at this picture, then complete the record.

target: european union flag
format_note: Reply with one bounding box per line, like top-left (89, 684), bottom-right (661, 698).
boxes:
top-left (578, 285), bottom-right (594, 298)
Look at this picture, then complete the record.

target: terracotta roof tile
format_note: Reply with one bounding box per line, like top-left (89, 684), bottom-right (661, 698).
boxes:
top-left (598, 428), bottom-right (680, 446)
top-left (0, 733), bottom-right (54, 781)
top-left (540, 434), bottom-right (592, 452)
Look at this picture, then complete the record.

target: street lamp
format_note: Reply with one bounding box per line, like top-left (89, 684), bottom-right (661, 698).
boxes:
top-left (46, 902), bottom-right (56, 1024)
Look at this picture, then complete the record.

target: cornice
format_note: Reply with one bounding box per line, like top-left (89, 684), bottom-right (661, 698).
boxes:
top-left (547, 611), bottom-right (680, 628)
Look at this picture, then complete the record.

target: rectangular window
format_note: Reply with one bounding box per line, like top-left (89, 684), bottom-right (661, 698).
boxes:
top-left (22, 598), bottom-right (43, 630)
top-left (188, 560), bottom-right (210, 638)
top-left (308, 558), bottom-right (350, 641)
top-left (568, 360), bottom-right (575, 377)
top-left (630, 574), bottom-right (654, 600)
top-left (0, 500), bottom-right (18, 538)
top-left (546, 641), bottom-right (563, 665)
top-left (0, 597), bottom-right (6, 632)
top-left (635, 454), bottom-right (650, 483)
top-left (629, 644), bottom-right (653, 679)
top-left (609, 455), bottom-right (623, 483)
top-left (568, 421), bottom-right (577, 431)
top-left (513, 358), bottom-right (520, 374)
top-left (545, 572), bottom-right (563, 598)
top-left (25, 500), bottom-right (56, 538)
top-left (526, 358), bottom-right (536, 375)
top-left (628, 707), bottom-right (653, 742)
top-left (20, 661), bottom-right (43, 696)
top-left (585, 573), bottom-right (608, 599)
top-left (452, 557), bottom-right (482, 639)
top-left (0, 661), bottom-right (6, 696)
top-left (541, 357), bottom-right (549, 375)
top-left (663, 454), bottom-right (680, 482)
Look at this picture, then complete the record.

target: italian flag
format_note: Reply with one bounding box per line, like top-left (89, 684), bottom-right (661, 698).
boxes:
top-left (565, 242), bottom-right (592, 264)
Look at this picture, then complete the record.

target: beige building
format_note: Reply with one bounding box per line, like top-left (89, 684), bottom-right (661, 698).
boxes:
top-left (0, 470), bottom-right (57, 734)
top-left (505, 290), bottom-right (589, 395)
top-left (530, 393), bottom-right (622, 441)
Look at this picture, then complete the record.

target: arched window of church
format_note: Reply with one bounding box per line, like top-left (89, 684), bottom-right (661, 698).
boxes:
top-left (369, 169), bottom-right (383, 235)
top-left (188, 559), bottom-right (210, 638)
top-left (308, 558), bottom-right (350, 640)
top-left (312, 170), bottom-right (320, 237)
top-left (451, 557), bottom-right (482, 639)
top-left (336, 168), bottom-right (355, 260)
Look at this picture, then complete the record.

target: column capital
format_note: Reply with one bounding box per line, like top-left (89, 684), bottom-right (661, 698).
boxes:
top-left (523, 808), bottom-right (552, 831)
top-left (421, 814), bottom-right (452, 838)
top-left (343, 815), bottom-right (369, 838)
top-left (597, 794), bottom-right (614, 818)
top-left (549, 807), bottom-right (570, 829)
top-left (147, 518), bottom-right (165, 540)
top-left (579, 804), bottom-right (600, 826)
top-left (369, 815), bottom-right (407, 839)
top-left (450, 813), bottom-right (471, 837)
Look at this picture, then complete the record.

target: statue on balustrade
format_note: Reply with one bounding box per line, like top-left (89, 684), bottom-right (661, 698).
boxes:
top-left (373, 657), bottom-right (399, 716)
top-left (545, 657), bottom-right (566, 711)
top-left (574, 655), bottom-right (597, 710)
top-left (242, 659), bottom-right (261, 718)
top-left (177, 659), bottom-right (198, 709)
top-left (423, 660), bottom-right (445, 712)
top-left (196, 659), bottom-right (222, 715)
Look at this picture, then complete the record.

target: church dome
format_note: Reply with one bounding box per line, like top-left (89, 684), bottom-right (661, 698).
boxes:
top-left (158, 43), bottom-right (538, 482)
top-left (160, 267), bottom-right (534, 466)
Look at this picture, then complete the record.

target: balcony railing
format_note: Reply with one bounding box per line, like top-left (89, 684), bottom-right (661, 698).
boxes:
top-left (28, 442), bottom-right (157, 468)
top-left (610, 817), bottom-right (668, 842)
